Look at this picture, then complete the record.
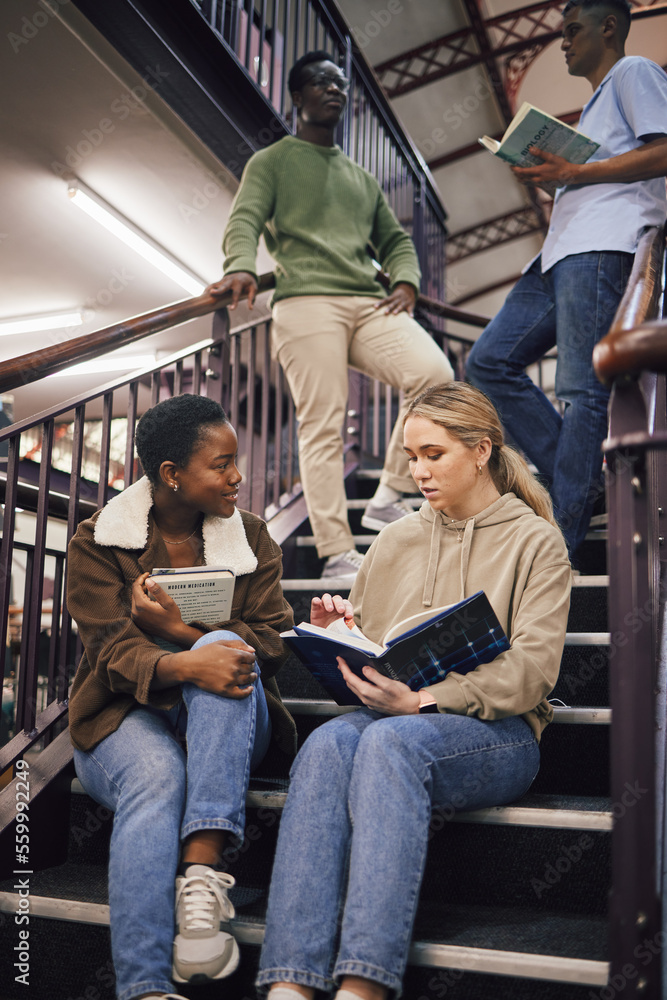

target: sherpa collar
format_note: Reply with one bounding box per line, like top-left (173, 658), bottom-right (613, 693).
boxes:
top-left (93, 476), bottom-right (258, 576)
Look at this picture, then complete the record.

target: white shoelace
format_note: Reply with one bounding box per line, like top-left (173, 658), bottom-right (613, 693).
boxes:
top-left (177, 870), bottom-right (235, 931)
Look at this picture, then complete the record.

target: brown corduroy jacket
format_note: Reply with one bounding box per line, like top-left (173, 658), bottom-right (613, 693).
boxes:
top-left (66, 477), bottom-right (296, 757)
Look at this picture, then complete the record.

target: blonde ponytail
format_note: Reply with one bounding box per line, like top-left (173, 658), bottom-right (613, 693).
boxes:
top-left (405, 382), bottom-right (559, 529)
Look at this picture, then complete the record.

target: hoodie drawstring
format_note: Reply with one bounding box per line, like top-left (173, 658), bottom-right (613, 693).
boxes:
top-left (422, 513), bottom-right (441, 607)
top-left (459, 518), bottom-right (475, 602)
top-left (422, 512), bottom-right (476, 607)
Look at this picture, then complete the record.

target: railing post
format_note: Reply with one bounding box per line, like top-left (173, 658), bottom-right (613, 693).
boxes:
top-left (413, 175), bottom-right (427, 293)
top-left (209, 307), bottom-right (232, 412)
top-left (605, 379), bottom-right (662, 999)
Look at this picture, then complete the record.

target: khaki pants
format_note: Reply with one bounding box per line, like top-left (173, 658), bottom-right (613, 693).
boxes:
top-left (271, 295), bottom-right (454, 558)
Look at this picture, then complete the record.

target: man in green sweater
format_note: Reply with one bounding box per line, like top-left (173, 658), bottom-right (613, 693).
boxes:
top-left (209, 50), bottom-right (453, 582)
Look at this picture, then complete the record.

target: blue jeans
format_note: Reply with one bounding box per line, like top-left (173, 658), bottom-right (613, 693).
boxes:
top-left (466, 251), bottom-right (634, 560)
top-left (256, 709), bottom-right (539, 995)
top-left (73, 630), bottom-right (272, 1000)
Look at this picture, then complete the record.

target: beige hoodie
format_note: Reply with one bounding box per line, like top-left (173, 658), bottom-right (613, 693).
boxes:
top-left (349, 493), bottom-right (571, 741)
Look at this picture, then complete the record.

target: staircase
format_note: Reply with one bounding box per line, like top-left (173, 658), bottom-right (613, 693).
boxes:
top-left (0, 474), bottom-right (614, 1000)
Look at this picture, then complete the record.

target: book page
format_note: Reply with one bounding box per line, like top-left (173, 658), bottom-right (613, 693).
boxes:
top-left (293, 621), bottom-right (384, 655)
top-left (326, 618), bottom-right (367, 640)
top-left (382, 604), bottom-right (455, 645)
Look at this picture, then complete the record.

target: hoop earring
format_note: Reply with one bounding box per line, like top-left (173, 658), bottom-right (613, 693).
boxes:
top-left (172, 484), bottom-right (179, 492)
top-left (477, 464), bottom-right (483, 476)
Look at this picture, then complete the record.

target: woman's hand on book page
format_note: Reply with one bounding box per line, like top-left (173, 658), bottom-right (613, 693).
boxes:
top-left (311, 593), bottom-right (355, 630)
top-left (337, 657), bottom-right (421, 715)
top-left (511, 147), bottom-right (580, 187)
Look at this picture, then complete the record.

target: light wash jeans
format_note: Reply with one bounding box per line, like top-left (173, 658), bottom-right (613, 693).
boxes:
top-left (466, 250), bottom-right (634, 561)
top-left (257, 708), bottom-right (539, 996)
top-left (73, 630), bottom-right (272, 1000)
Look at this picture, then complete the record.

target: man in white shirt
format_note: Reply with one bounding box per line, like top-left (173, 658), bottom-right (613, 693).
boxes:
top-left (466, 0), bottom-right (667, 565)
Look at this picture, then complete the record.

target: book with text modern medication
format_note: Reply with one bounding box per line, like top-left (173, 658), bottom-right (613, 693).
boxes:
top-left (478, 102), bottom-right (599, 195)
top-left (281, 590), bottom-right (509, 706)
top-left (147, 566), bottom-right (235, 626)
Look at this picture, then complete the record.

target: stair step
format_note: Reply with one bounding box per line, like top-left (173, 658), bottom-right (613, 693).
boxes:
top-left (564, 632), bottom-right (609, 645)
top-left (0, 890), bottom-right (608, 987)
top-left (282, 575), bottom-right (609, 590)
top-left (242, 790), bottom-right (613, 831)
top-left (345, 497), bottom-right (422, 509)
top-left (67, 772), bottom-right (611, 830)
top-left (281, 698), bottom-right (610, 724)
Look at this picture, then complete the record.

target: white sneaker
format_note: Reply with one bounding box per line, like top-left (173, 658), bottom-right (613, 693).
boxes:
top-left (361, 498), bottom-right (414, 532)
top-left (320, 548), bottom-right (365, 583)
top-left (172, 865), bottom-right (240, 984)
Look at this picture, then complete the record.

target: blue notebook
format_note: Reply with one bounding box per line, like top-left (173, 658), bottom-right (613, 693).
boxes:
top-left (282, 590), bottom-right (510, 706)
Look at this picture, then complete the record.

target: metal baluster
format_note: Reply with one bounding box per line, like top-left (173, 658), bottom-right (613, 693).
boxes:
top-left (280, 0), bottom-right (290, 118)
top-left (273, 360), bottom-right (284, 507)
top-left (0, 434), bottom-right (20, 699)
top-left (192, 351), bottom-right (203, 395)
top-left (257, 322), bottom-right (271, 516)
top-left (286, 385), bottom-right (296, 493)
top-left (269, 0), bottom-right (279, 108)
top-left (16, 421), bottom-right (54, 734)
top-left (245, 328), bottom-right (257, 512)
top-left (125, 382), bottom-right (138, 487)
top-left (97, 393), bottom-right (113, 510)
top-left (46, 556), bottom-right (64, 708)
top-left (151, 371), bottom-right (161, 406)
top-left (244, 0), bottom-right (254, 72)
top-left (230, 333), bottom-right (241, 431)
top-left (58, 405), bottom-right (86, 702)
top-left (174, 359), bottom-right (184, 396)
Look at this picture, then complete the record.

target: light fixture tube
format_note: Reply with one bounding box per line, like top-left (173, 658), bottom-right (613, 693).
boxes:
top-left (52, 354), bottom-right (157, 377)
top-left (0, 311), bottom-right (84, 337)
top-left (67, 180), bottom-right (206, 296)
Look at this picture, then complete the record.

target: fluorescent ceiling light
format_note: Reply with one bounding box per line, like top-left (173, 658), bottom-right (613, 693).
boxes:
top-left (0, 311), bottom-right (84, 337)
top-left (67, 179), bottom-right (206, 296)
top-left (52, 354), bottom-right (157, 377)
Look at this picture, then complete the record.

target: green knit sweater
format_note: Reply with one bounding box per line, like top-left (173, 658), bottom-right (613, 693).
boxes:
top-left (222, 136), bottom-right (421, 302)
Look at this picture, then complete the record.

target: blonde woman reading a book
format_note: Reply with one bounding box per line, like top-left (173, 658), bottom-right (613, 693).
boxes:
top-left (257, 382), bottom-right (571, 1000)
top-left (67, 393), bottom-right (296, 1000)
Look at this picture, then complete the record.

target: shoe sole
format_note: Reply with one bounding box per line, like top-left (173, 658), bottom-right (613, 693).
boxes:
top-left (360, 513), bottom-right (395, 532)
top-left (173, 936), bottom-right (240, 983)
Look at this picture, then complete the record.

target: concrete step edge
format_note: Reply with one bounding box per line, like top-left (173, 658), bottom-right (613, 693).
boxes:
top-left (0, 892), bottom-right (609, 986)
top-left (283, 576), bottom-right (610, 590)
top-left (69, 775), bottom-right (612, 830)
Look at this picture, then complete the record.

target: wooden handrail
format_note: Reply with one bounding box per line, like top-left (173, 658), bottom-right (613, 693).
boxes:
top-left (0, 273), bottom-right (491, 394)
top-left (593, 225), bottom-right (666, 383)
top-left (0, 274), bottom-right (278, 395)
top-left (417, 292), bottom-right (489, 329)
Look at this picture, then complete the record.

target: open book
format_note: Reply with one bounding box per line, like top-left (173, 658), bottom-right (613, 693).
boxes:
top-left (148, 566), bottom-right (235, 626)
top-left (281, 590), bottom-right (509, 706)
top-left (479, 102), bottom-right (599, 196)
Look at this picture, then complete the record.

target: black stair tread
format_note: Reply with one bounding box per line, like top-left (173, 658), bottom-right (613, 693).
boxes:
top-left (0, 861), bottom-right (108, 903)
top-left (230, 901), bottom-right (607, 963)
top-left (70, 772), bottom-right (611, 818)
top-left (0, 863), bottom-right (272, 912)
top-left (412, 903), bottom-right (607, 961)
top-left (0, 866), bottom-right (606, 963)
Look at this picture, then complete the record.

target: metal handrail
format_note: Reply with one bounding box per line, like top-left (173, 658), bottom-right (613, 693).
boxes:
top-left (0, 276), bottom-right (278, 394)
top-left (0, 275), bottom-right (492, 395)
top-left (593, 225), bottom-right (667, 383)
top-left (591, 223), bottom-right (667, 999)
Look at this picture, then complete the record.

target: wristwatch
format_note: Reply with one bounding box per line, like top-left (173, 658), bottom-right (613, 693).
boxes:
top-left (418, 691), bottom-right (439, 715)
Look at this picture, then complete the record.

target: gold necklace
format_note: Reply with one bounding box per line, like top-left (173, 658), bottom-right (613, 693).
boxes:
top-left (448, 517), bottom-right (469, 542)
top-left (160, 523), bottom-right (201, 545)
